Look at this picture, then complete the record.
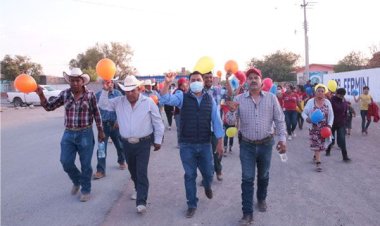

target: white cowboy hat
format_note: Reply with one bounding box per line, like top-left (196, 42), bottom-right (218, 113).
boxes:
top-left (143, 79), bottom-right (155, 86)
top-left (118, 75), bottom-right (144, 91)
top-left (63, 68), bottom-right (90, 85)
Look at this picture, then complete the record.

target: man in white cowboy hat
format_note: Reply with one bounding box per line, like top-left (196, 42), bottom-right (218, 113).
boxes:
top-left (35, 67), bottom-right (105, 202)
top-left (93, 79), bottom-right (127, 180)
top-left (142, 79), bottom-right (159, 98)
top-left (98, 75), bottom-right (164, 214)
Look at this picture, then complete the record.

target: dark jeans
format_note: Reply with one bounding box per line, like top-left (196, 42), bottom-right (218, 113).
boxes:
top-left (179, 143), bottom-right (213, 208)
top-left (60, 127), bottom-right (95, 194)
top-left (327, 125), bottom-right (348, 158)
top-left (224, 124), bottom-right (234, 147)
top-left (174, 114), bottom-right (180, 145)
top-left (240, 138), bottom-right (274, 214)
top-left (96, 121), bottom-right (125, 173)
top-left (360, 110), bottom-right (371, 132)
top-left (297, 112), bottom-right (304, 129)
top-left (284, 110), bottom-right (298, 135)
top-left (211, 132), bottom-right (222, 174)
top-left (121, 138), bottom-right (152, 206)
top-left (164, 105), bottom-right (174, 127)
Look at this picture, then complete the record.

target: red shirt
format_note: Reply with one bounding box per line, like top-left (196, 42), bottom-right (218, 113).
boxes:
top-left (283, 92), bottom-right (299, 111)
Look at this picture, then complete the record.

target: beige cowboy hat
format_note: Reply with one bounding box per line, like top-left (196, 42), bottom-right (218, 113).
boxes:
top-left (143, 79), bottom-right (155, 86)
top-left (118, 75), bottom-right (144, 91)
top-left (63, 68), bottom-right (90, 85)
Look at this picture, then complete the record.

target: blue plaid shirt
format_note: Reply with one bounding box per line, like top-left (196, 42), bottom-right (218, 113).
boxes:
top-left (96, 89), bottom-right (122, 122)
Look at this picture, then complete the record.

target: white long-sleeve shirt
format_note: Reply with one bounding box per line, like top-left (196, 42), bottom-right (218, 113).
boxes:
top-left (99, 90), bottom-right (164, 144)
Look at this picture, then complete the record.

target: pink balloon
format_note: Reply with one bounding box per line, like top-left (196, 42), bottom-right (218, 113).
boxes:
top-left (262, 78), bottom-right (273, 91)
top-left (234, 71), bottom-right (246, 85)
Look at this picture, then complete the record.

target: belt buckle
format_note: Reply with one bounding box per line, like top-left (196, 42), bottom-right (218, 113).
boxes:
top-left (128, 138), bottom-right (139, 144)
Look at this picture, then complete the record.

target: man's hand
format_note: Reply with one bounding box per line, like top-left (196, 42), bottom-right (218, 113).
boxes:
top-left (102, 80), bottom-right (113, 91)
top-left (98, 130), bottom-right (105, 142)
top-left (35, 85), bottom-right (44, 96)
top-left (216, 139), bottom-right (224, 158)
top-left (276, 141), bottom-right (287, 154)
top-left (164, 72), bottom-right (177, 84)
top-left (306, 117), bottom-right (312, 123)
top-left (225, 72), bottom-right (232, 80)
top-left (153, 143), bottom-right (161, 151)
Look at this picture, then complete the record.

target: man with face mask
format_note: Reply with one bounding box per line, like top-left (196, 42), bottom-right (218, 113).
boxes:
top-left (227, 67), bottom-right (287, 225)
top-left (160, 71), bottom-right (224, 218)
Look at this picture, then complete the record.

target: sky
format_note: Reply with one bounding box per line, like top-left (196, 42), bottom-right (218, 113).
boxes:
top-left (1, 0), bottom-right (379, 77)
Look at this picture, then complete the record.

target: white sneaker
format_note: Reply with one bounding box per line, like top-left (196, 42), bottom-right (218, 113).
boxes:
top-left (287, 136), bottom-right (292, 141)
top-left (292, 132), bottom-right (296, 138)
top-left (168, 126), bottom-right (171, 131)
top-left (136, 205), bottom-right (146, 213)
top-left (130, 190), bottom-right (137, 200)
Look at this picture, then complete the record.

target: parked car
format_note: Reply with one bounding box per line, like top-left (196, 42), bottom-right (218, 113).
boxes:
top-left (7, 85), bottom-right (62, 107)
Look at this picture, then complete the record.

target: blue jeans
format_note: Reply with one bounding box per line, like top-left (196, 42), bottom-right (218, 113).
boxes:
top-left (284, 110), bottom-right (298, 135)
top-left (121, 138), bottom-right (151, 206)
top-left (240, 138), bottom-right (274, 214)
top-left (360, 110), bottom-right (371, 132)
top-left (179, 143), bottom-right (214, 208)
top-left (60, 127), bottom-right (95, 194)
top-left (96, 121), bottom-right (125, 173)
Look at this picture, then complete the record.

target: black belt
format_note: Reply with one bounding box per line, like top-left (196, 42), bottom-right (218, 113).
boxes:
top-left (121, 134), bottom-right (152, 144)
top-left (241, 135), bottom-right (273, 145)
top-left (65, 125), bottom-right (92, 131)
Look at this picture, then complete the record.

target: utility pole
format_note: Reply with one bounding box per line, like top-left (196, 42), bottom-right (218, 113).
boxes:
top-left (301, 0), bottom-right (310, 84)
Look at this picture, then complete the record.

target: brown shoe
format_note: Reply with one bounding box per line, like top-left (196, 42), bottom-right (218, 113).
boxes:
top-left (216, 173), bottom-right (223, 181)
top-left (71, 185), bottom-right (80, 195)
top-left (205, 188), bottom-right (213, 199)
top-left (185, 208), bottom-right (196, 218)
top-left (93, 171), bottom-right (105, 180)
top-left (258, 200), bottom-right (267, 212)
top-left (79, 193), bottom-right (90, 202)
top-left (119, 163), bottom-right (127, 170)
top-left (239, 214), bottom-right (253, 225)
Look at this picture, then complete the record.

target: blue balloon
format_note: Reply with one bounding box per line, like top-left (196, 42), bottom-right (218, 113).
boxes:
top-left (306, 87), bottom-right (313, 96)
top-left (351, 89), bottom-right (359, 96)
top-left (230, 77), bottom-right (239, 90)
top-left (270, 84), bottom-right (277, 94)
top-left (311, 109), bottom-right (324, 124)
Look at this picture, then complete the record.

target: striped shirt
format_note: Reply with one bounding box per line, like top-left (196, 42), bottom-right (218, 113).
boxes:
top-left (234, 91), bottom-right (286, 142)
top-left (41, 87), bottom-right (103, 130)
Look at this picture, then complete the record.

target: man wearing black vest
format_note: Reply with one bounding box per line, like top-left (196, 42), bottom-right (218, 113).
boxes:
top-left (160, 71), bottom-right (224, 218)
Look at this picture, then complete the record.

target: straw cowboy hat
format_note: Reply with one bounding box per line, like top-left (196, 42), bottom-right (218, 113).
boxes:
top-left (118, 75), bottom-right (144, 91)
top-left (143, 79), bottom-right (155, 86)
top-left (63, 68), bottom-right (90, 85)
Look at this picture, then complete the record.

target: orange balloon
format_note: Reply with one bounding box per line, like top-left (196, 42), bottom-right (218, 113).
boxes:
top-left (150, 95), bottom-right (159, 104)
top-left (96, 58), bottom-right (116, 80)
top-left (14, 74), bottom-right (37, 93)
top-left (224, 60), bottom-right (238, 74)
top-left (217, 70), bottom-right (222, 78)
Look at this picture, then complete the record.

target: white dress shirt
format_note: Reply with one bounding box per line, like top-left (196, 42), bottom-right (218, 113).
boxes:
top-left (99, 90), bottom-right (164, 144)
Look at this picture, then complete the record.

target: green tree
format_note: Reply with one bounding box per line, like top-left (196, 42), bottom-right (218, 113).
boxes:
top-left (1, 55), bottom-right (43, 81)
top-left (69, 42), bottom-right (134, 81)
top-left (334, 51), bottom-right (367, 72)
top-left (247, 50), bottom-right (300, 82)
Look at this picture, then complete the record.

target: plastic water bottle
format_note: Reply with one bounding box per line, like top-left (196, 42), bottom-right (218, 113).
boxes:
top-left (279, 153), bottom-right (288, 162)
top-left (98, 142), bottom-right (106, 159)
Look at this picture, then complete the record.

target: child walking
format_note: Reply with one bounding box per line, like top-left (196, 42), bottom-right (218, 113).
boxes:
top-left (345, 101), bottom-right (356, 135)
top-left (222, 102), bottom-right (238, 156)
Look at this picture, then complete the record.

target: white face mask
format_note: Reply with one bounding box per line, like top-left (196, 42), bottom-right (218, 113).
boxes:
top-left (190, 81), bottom-right (204, 93)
